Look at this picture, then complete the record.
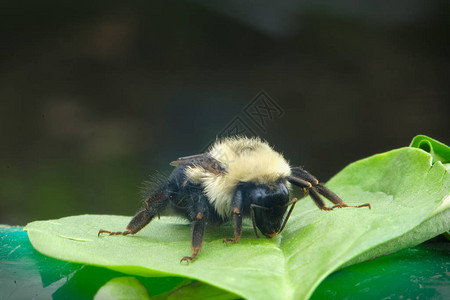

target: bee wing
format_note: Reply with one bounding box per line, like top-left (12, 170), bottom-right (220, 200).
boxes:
top-left (170, 153), bottom-right (226, 175)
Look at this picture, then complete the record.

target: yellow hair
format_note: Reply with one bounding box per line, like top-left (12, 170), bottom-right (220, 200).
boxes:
top-left (185, 137), bottom-right (291, 217)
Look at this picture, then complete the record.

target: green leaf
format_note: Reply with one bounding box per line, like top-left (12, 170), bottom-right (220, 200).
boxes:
top-left (155, 281), bottom-right (239, 300)
top-left (25, 146), bottom-right (450, 300)
top-left (410, 135), bottom-right (450, 164)
top-left (408, 135), bottom-right (450, 241)
top-left (94, 277), bottom-right (150, 300)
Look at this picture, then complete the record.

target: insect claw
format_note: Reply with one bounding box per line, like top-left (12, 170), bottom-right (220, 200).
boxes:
top-left (223, 237), bottom-right (239, 244)
top-left (180, 256), bottom-right (192, 264)
top-left (98, 229), bottom-right (130, 237)
top-left (330, 202), bottom-right (371, 210)
top-left (357, 203), bottom-right (371, 209)
top-left (98, 229), bottom-right (110, 237)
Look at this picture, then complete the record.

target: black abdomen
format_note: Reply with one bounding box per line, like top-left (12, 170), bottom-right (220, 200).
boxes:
top-left (165, 166), bottom-right (224, 223)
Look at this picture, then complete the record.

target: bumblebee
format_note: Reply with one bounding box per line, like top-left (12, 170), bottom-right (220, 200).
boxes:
top-left (99, 137), bottom-right (370, 262)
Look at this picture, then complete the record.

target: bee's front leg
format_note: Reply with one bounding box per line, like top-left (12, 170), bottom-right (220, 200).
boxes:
top-left (223, 189), bottom-right (243, 244)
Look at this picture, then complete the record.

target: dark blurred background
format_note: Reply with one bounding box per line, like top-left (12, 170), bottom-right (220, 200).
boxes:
top-left (1, 0), bottom-right (449, 225)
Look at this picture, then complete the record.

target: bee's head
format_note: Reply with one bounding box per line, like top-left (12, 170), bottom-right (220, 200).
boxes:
top-left (246, 181), bottom-right (290, 238)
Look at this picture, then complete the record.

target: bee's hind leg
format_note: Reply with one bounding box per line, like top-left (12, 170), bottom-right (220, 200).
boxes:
top-left (98, 187), bottom-right (170, 237)
top-left (98, 209), bottom-right (153, 236)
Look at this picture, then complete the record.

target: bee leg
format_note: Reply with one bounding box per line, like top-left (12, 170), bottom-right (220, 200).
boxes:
top-left (98, 188), bottom-right (170, 237)
top-left (250, 204), bottom-right (260, 238)
top-left (224, 189), bottom-right (243, 244)
top-left (290, 167), bottom-right (319, 185)
top-left (180, 214), bottom-right (206, 263)
top-left (180, 192), bottom-right (208, 263)
top-left (288, 174), bottom-right (323, 209)
top-left (98, 209), bottom-right (153, 236)
top-left (309, 187), bottom-right (335, 211)
top-left (287, 175), bottom-right (312, 189)
top-left (316, 183), bottom-right (371, 209)
top-left (289, 167), bottom-right (371, 210)
top-left (289, 173), bottom-right (335, 210)
top-left (309, 185), bottom-right (371, 211)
